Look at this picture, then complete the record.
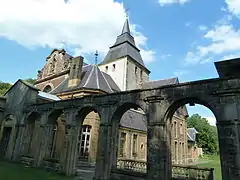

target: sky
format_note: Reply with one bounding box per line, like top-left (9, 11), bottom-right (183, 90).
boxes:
top-left (1, 0), bottom-right (240, 126)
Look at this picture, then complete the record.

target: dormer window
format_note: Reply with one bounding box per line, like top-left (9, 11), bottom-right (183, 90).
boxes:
top-left (105, 66), bottom-right (108, 73)
top-left (112, 64), bottom-right (116, 72)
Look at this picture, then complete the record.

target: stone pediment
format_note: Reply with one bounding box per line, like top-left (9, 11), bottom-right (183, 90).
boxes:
top-left (37, 49), bottom-right (72, 81)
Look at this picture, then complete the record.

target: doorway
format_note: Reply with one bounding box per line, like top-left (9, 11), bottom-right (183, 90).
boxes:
top-left (0, 127), bottom-right (12, 157)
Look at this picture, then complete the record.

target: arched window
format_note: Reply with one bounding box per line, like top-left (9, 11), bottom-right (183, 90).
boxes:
top-left (43, 85), bottom-right (52, 93)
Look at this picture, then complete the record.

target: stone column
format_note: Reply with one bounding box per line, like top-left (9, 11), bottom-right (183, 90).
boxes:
top-left (147, 102), bottom-right (171, 180)
top-left (64, 124), bottom-right (78, 176)
top-left (217, 119), bottom-right (240, 180)
top-left (63, 109), bottom-right (78, 176)
top-left (12, 124), bottom-right (26, 161)
top-left (94, 106), bottom-right (114, 180)
top-left (36, 112), bottom-right (49, 166)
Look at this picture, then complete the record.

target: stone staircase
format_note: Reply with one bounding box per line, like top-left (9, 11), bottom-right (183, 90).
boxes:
top-left (76, 160), bottom-right (96, 180)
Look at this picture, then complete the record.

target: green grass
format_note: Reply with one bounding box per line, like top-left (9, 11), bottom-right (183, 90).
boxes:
top-left (197, 155), bottom-right (222, 180)
top-left (0, 161), bottom-right (74, 180)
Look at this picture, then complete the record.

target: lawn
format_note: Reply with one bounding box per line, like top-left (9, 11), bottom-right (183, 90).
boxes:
top-left (197, 155), bottom-right (222, 180)
top-left (0, 161), bottom-right (74, 180)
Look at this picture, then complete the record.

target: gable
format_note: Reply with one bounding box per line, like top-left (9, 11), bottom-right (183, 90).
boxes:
top-left (4, 79), bottom-right (39, 113)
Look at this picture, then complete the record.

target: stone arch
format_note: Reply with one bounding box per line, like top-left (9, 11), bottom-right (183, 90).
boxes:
top-left (164, 97), bottom-right (218, 123)
top-left (22, 112), bottom-right (41, 156)
top-left (75, 106), bottom-right (100, 124)
top-left (74, 106), bottom-right (101, 164)
top-left (0, 114), bottom-right (17, 158)
top-left (111, 101), bottom-right (147, 123)
top-left (45, 109), bottom-right (65, 160)
top-left (110, 101), bottom-right (148, 171)
top-left (163, 96), bottom-right (220, 175)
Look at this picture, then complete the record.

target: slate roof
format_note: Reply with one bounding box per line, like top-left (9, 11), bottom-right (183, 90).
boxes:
top-left (50, 65), bottom-right (120, 94)
top-left (120, 110), bottom-right (147, 132)
top-left (4, 79), bottom-right (39, 96)
top-left (142, 77), bottom-right (179, 89)
top-left (187, 128), bottom-right (199, 142)
top-left (100, 19), bottom-right (146, 68)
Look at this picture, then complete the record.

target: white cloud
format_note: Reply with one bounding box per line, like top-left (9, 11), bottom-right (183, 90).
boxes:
top-left (0, 0), bottom-right (155, 64)
top-left (158, 0), bottom-right (191, 6)
top-left (225, 0), bottom-right (240, 17)
top-left (185, 23), bottom-right (240, 65)
top-left (205, 116), bottom-right (216, 126)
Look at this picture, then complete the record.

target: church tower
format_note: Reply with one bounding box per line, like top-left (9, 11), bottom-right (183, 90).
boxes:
top-left (98, 18), bottom-right (150, 91)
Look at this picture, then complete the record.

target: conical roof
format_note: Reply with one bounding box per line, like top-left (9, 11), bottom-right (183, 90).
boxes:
top-left (50, 64), bottom-right (120, 94)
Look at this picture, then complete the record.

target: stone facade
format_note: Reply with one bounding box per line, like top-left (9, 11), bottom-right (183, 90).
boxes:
top-left (1, 66), bottom-right (240, 180)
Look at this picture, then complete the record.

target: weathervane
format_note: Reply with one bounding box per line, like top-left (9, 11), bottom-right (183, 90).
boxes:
top-left (123, 0), bottom-right (129, 19)
top-left (95, 50), bottom-right (98, 65)
top-left (125, 8), bottom-right (129, 19)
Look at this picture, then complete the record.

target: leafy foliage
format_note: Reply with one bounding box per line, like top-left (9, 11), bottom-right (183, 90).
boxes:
top-left (187, 114), bottom-right (219, 155)
top-left (0, 81), bottom-right (12, 96)
top-left (23, 78), bottom-right (36, 85)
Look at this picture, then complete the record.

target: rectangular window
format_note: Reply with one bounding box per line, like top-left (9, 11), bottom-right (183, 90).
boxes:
top-left (105, 66), bottom-right (108, 73)
top-left (182, 143), bottom-right (184, 161)
top-left (112, 64), bottom-right (116, 71)
top-left (175, 141), bottom-right (177, 163)
top-left (119, 132), bottom-right (126, 157)
top-left (132, 134), bottom-right (137, 155)
top-left (180, 123), bottom-right (183, 135)
top-left (174, 121), bottom-right (177, 138)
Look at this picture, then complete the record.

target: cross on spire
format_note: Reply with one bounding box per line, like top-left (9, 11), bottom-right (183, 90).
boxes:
top-left (94, 50), bottom-right (98, 65)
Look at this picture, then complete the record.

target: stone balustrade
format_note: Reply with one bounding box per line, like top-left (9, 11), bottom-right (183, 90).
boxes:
top-left (116, 159), bottom-right (214, 180)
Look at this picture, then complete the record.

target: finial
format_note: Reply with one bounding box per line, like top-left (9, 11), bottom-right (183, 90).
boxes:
top-left (125, 8), bottom-right (129, 19)
top-left (94, 50), bottom-right (98, 65)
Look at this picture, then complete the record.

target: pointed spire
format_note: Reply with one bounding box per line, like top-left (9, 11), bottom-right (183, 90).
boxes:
top-left (121, 18), bottom-right (131, 34)
top-left (121, 8), bottom-right (130, 34)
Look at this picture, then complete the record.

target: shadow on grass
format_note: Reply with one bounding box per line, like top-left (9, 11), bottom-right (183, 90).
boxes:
top-left (0, 161), bottom-right (74, 180)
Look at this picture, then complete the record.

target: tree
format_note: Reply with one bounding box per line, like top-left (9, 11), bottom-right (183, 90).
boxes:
top-left (23, 78), bottom-right (36, 85)
top-left (187, 114), bottom-right (219, 154)
top-left (0, 82), bottom-right (12, 96)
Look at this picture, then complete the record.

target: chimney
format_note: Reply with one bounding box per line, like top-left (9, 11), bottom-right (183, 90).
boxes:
top-left (68, 56), bottom-right (84, 87)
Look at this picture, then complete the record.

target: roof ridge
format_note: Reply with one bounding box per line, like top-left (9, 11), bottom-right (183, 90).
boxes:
top-left (95, 66), bottom-right (100, 89)
top-left (82, 66), bottom-right (95, 87)
top-left (98, 68), bottom-right (113, 93)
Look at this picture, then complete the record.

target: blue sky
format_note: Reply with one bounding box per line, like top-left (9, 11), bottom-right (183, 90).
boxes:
top-left (1, 0), bottom-right (240, 125)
